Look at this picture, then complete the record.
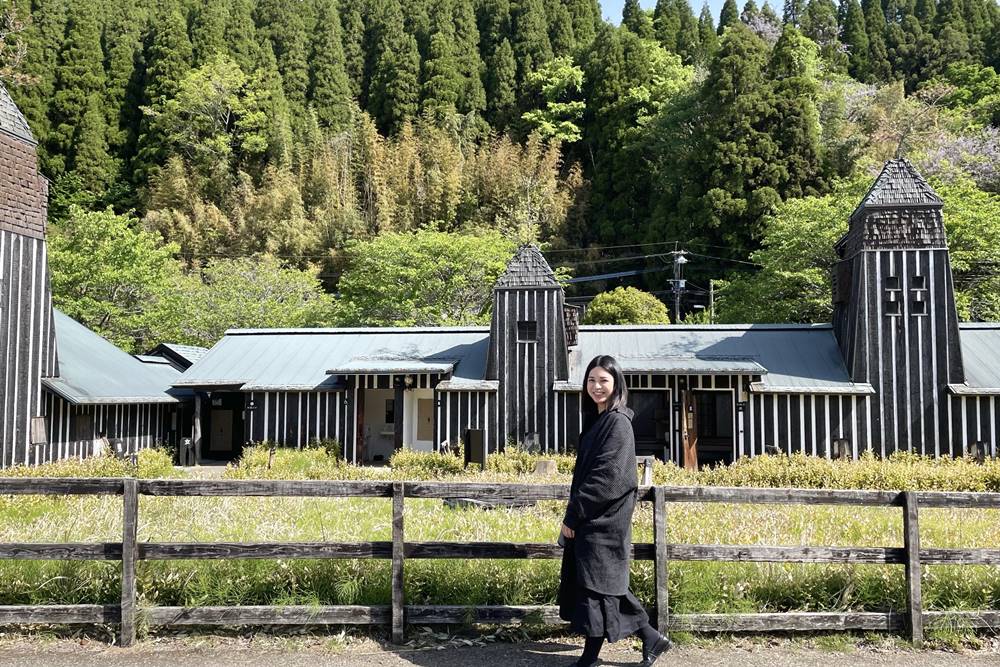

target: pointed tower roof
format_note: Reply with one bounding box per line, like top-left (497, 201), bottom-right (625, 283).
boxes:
top-left (0, 85), bottom-right (35, 145)
top-left (852, 158), bottom-right (942, 217)
top-left (494, 244), bottom-right (560, 289)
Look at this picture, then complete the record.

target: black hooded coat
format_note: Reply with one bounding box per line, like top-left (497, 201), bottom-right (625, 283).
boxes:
top-left (559, 406), bottom-right (638, 602)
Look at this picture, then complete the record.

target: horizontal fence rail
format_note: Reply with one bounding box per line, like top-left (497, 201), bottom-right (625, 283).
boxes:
top-left (0, 478), bottom-right (997, 647)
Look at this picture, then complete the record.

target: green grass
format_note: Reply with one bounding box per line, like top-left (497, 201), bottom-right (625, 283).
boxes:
top-left (0, 447), bottom-right (997, 623)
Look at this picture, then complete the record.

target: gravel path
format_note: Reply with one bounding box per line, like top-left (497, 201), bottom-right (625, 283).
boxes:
top-left (0, 637), bottom-right (995, 667)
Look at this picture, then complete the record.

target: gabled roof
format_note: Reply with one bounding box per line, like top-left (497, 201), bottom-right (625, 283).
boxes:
top-left (949, 324), bottom-right (1000, 395)
top-left (0, 84), bottom-right (35, 144)
top-left (146, 342), bottom-right (209, 370)
top-left (43, 310), bottom-right (185, 404)
top-left (564, 324), bottom-right (873, 394)
top-left (176, 327), bottom-right (491, 391)
top-left (494, 244), bottom-right (559, 288)
top-left (851, 159), bottom-right (942, 218)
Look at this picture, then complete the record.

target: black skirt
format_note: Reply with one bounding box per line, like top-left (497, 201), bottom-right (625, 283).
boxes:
top-left (558, 537), bottom-right (649, 642)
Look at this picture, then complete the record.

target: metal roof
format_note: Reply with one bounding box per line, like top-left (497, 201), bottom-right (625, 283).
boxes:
top-left (0, 85), bottom-right (35, 144)
top-left (43, 310), bottom-right (183, 404)
top-left (949, 324), bottom-right (1000, 395)
top-left (176, 328), bottom-right (491, 391)
top-left (157, 343), bottom-right (209, 364)
top-left (568, 324), bottom-right (873, 394)
top-left (494, 244), bottom-right (560, 288)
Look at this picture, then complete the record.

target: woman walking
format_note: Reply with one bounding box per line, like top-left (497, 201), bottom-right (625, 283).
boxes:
top-left (559, 355), bottom-right (671, 667)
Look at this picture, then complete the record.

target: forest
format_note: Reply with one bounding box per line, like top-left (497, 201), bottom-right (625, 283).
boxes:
top-left (1, 0), bottom-right (999, 351)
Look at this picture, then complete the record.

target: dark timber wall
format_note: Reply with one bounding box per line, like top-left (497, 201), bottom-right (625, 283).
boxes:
top-left (0, 114), bottom-right (57, 467)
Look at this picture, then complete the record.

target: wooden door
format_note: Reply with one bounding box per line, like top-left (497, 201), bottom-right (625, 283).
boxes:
top-left (211, 410), bottom-right (233, 452)
top-left (681, 390), bottom-right (699, 470)
top-left (417, 399), bottom-right (433, 441)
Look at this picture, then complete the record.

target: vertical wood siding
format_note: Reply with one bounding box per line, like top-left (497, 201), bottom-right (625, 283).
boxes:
top-left (1, 231), bottom-right (56, 467)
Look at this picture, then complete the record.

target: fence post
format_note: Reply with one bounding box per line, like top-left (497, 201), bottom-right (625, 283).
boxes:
top-left (391, 481), bottom-right (405, 644)
top-left (903, 491), bottom-right (923, 647)
top-left (653, 486), bottom-right (669, 634)
top-left (640, 456), bottom-right (654, 486)
top-left (120, 478), bottom-right (138, 647)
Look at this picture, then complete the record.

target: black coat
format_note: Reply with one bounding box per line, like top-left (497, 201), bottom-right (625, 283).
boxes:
top-left (560, 406), bottom-right (638, 598)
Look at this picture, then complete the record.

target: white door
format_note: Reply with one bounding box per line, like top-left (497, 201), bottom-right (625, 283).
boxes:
top-left (405, 389), bottom-right (435, 452)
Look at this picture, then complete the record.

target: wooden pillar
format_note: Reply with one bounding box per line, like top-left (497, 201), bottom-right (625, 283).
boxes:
top-left (903, 491), bottom-right (923, 647)
top-left (120, 478), bottom-right (138, 647)
top-left (653, 486), bottom-right (670, 633)
top-left (394, 381), bottom-right (404, 451)
top-left (681, 390), bottom-right (698, 471)
top-left (391, 481), bottom-right (405, 643)
top-left (192, 394), bottom-right (202, 465)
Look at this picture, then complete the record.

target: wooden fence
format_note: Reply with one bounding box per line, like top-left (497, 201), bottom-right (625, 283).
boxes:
top-left (0, 477), bottom-right (998, 648)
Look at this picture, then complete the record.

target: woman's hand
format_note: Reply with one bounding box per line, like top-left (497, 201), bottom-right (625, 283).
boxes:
top-left (560, 523), bottom-right (575, 539)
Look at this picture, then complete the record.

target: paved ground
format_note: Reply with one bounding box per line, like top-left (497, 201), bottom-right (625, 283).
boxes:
top-left (0, 636), bottom-right (996, 667)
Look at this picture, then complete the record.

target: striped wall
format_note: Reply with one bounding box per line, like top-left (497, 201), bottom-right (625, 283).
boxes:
top-left (39, 390), bottom-right (182, 464)
top-left (947, 395), bottom-right (1000, 459)
top-left (244, 390), bottom-right (349, 451)
top-left (488, 287), bottom-right (569, 453)
top-left (435, 390), bottom-right (496, 452)
top-left (0, 229), bottom-right (56, 467)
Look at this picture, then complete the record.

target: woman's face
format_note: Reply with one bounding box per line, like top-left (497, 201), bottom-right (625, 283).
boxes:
top-left (587, 366), bottom-right (615, 411)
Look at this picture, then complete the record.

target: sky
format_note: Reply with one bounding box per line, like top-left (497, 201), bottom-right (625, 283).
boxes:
top-left (602, 0), bottom-right (729, 24)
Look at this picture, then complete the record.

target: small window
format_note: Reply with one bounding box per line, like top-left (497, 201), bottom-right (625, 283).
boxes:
top-left (517, 320), bottom-right (538, 342)
top-left (911, 275), bottom-right (926, 290)
top-left (885, 300), bottom-right (901, 315)
top-left (385, 399), bottom-right (395, 424)
top-left (911, 299), bottom-right (927, 315)
top-left (885, 276), bottom-right (900, 290)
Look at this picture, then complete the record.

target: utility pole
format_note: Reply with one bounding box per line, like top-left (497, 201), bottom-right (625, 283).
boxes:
top-left (671, 251), bottom-right (688, 323)
top-left (709, 279), bottom-right (715, 324)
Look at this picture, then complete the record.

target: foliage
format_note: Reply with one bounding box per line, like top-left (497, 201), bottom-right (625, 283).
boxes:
top-left (520, 56), bottom-right (585, 142)
top-left (48, 206), bottom-right (184, 353)
top-left (389, 447), bottom-right (465, 477)
top-left (583, 286), bottom-right (671, 324)
top-left (332, 228), bottom-right (515, 326)
top-left (4, 447), bottom-right (178, 479)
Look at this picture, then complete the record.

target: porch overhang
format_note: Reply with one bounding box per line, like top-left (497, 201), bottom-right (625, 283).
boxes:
top-left (749, 382), bottom-right (876, 395)
top-left (616, 356), bottom-right (766, 375)
top-left (325, 359), bottom-right (456, 375)
top-left (947, 383), bottom-right (1000, 396)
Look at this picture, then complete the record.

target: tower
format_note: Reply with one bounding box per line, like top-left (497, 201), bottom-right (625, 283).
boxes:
top-left (832, 159), bottom-right (964, 456)
top-left (486, 245), bottom-right (569, 452)
top-left (0, 84), bottom-right (58, 466)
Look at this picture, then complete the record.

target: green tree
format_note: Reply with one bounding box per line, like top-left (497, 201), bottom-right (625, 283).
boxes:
top-left (521, 56), bottom-right (585, 142)
top-left (174, 256), bottom-right (334, 347)
top-left (340, 2), bottom-right (365, 100)
top-left (583, 286), bottom-right (671, 324)
top-left (719, 0), bottom-right (741, 33)
top-left (70, 93), bottom-right (113, 195)
top-left (784, 0), bottom-right (806, 25)
top-left (226, 0), bottom-right (260, 73)
top-left (421, 0), bottom-right (462, 118)
top-left (8, 0), bottom-right (65, 159)
top-left (863, 0), bottom-right (893, 81)
top-left (623, 0), bottom-right (655, 40)
top-left (368, 0), bottom-right (421, 133)
top-left (332, 229), bottom-right (516, 326)
top-left (548, 1), bottom-right (576, 57)
top-left (309, 0), bottom-right (353, 130)
top-left (566, 0), bottom-right (600, 47)
top-left (802, 0), bottom-right (848, 71)
top-left (48, 205), bottom-right (185, 353)
top-left (453, 0), bottom-right (487, 114)
top-left (486, 37), bottom-right (517, 128)
top-left (842, 0), bottom-right (871, 80)
top-left (256, 0), bottom-right (311, 111)
top-left (654, 0), bottom-right (681, 51)
top-left (698, 3), bottom-right (719, 62)
top-left (48, 1), bottom-right (104, 176)
top-left (190, 0), bottom-right (228, 67)
top-left (511, 0), bottom-right (553, 91)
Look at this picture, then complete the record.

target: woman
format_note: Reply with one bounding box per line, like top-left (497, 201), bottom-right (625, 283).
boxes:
top-left (558, 355), bottom-right (671, 667)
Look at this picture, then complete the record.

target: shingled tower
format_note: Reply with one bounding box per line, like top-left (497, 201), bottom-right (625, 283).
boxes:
top-left (0, 84), bottom-right (58, 466)
top-left (486, 245), bottom-right (569, 452)
top-left (832, 159), bottom-right (964, 456)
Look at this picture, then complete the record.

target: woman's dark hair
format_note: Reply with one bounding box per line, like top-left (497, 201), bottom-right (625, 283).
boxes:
top-left (580, 355), bottom-right (629, 432)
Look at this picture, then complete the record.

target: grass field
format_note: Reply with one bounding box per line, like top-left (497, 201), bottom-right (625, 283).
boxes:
top-left (0, 448), bottom-right (996, 640)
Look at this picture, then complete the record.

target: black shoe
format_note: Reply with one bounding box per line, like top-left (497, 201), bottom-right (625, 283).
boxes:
top-left (639, 633), bottom-right (672, 666)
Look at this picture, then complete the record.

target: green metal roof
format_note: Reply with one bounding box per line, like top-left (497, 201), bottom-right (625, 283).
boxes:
top-left (949, 324), bottom-right (1000, 395)
top-left (176, 327), bottom-right (491, 391)
top-left (43, 310), bottom-right (184, 404)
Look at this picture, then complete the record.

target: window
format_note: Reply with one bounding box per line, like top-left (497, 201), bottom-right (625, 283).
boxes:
top-left (885, 300), bottom-right (901, 315)
top-left (517, 320), bottom-right (538, 342)
top-left (911, 275), bottom-right (926, 290)
top-left (911, 299), bottom-right (927, 315)
top-left (885, 276), bottom-right (900, 290)
top-left (385, 399), bottom-right (395, 424)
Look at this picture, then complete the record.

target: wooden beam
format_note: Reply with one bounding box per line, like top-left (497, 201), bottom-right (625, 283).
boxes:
top-left (0, 605), bottom-right (120, 624)
top-left (0, 477), bottom-right (123, 495)
top-left (193, 393), bottom-right (202, 464)
top-left (138, 479), bottom-right (393, 498)
top-left (920, 548), bottom-right (1000, 565)
top-left (653, 486), bottom-right (670, 633)
top-left (669, 611), bottom-right (904, 632)
top-left (405, 482), bottom-right (570, 501)
top-left (903, 491), bottom-right (923, 647)
top-left (658, 486), bottom-right (904, 506)
top-left (120, 478), bottom-right (138, 648)
top-left (140, 542), bottom-right (393, 560)
top-left (0, 543), bottom-right (122, 560)
top-left (391, 481), bottom-right (405, 644)
top-left (145, 605), bottom-right (390, 626)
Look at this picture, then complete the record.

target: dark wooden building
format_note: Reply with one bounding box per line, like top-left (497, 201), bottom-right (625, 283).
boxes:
top-left (0, 87), bottom-right (191, 467)
top-left (175, 159), bottom-right (1000, 467)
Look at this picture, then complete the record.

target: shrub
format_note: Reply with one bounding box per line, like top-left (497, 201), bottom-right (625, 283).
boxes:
top-left (389, 448), bottom-right (464, 478)
top-left (2, 448), bottom-right (178, 479)
top-left (486, 447), bottom-right (576, 475)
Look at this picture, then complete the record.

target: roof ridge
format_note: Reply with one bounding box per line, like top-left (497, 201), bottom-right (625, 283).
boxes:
top-left (0, 84), bottom-right (36, 144)
top-left (852, 158), bottom-right (942, 218)
top-left (494, 244), bottom-right (560, 288)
